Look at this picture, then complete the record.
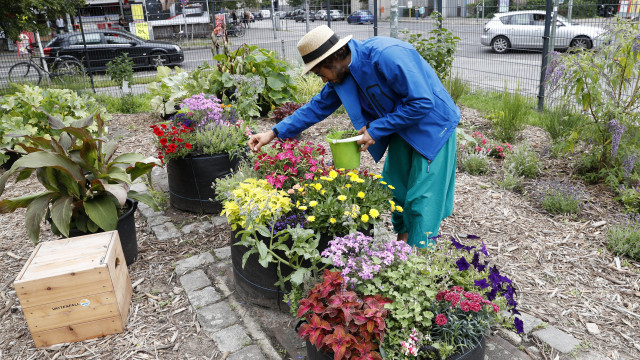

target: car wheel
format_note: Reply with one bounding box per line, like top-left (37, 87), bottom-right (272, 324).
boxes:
top-left (569, 36), bottom-right (592, 50)
top-left (150, 52), bottom-right (169, 68)
top-left (491, 36), bottom-right (510, 54)
top-left (347, 19), bottom-right (351, 24)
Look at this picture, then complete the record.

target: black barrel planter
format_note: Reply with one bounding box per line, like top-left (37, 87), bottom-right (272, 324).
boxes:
top-left (0, 151), bottom-right (22, 171)
top-left (67, 199), bottom-right (139, 266)
top-left (167, 153), bottom-right (241, 214)
top-left (419, 335), bottom-right (486, 360)
top-left (306, 340), bottom-right (333, 360)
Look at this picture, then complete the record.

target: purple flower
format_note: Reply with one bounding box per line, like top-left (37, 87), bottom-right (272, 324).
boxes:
top-left (474, 278), bottom-right (490, 289)
top-left (623, 154), bottom-right (636, 178)
top-left (607, 119), bottom-right (626, 159)
top-left (514, 317), bottom-right (524, 334)
top-left (480, 241), bottom-right (489, 256)
top-left (633, 32), bottom-right (640, 54)
top-left (450, 237), bottom-right (474, 253)
top-left (456, 256), bottom-right (470, 271)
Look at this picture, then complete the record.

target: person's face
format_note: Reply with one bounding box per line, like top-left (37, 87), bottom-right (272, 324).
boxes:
top-left (311, 59), bottom-right (349, 84)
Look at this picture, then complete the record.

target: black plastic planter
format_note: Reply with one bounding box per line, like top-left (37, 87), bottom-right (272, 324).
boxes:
top-left (418, 335), bottom-right (486, 360)
top-left (305, 340), bottom-right (333, 360)
top-left (0, 151), bottom-right (22, 170)
top-left (67, 199), bottom-right (139, 266)
top-left (167, 153), bottom-right (240, 214)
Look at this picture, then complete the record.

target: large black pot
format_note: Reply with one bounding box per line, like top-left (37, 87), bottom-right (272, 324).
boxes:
top-left (167, 153), bottom-right (241, 214)
top-left (419, 335), bottom-right (486, 360)
top-left (305, 340), bottom-right (333, 360)
top-left (1, 151), bottom-right (22, 170)
top-left (67, 199), bottom-right (139, 266)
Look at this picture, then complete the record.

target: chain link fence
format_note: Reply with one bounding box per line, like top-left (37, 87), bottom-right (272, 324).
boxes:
top-left (0, 1), bottom-right (633, 109)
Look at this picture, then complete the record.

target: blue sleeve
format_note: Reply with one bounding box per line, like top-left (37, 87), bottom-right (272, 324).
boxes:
top-left (272, 83), bottom-right (342, 139)
top-left (366, 46), bottom-right (437, 141)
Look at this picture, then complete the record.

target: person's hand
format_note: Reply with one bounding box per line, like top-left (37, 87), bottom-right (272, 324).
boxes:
top-left (357, 126), bottom-right (375, 152)
top-left (248, 130), bottom-right (276, 152)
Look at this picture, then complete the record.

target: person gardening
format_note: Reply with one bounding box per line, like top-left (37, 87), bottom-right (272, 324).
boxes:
top-left (248, 26), bottom-right (459, 247)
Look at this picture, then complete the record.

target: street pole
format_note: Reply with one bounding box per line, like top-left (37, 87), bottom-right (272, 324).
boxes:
top-left (305, 0), bottom-right (310, 33)
top-left (568, 0), bottom-right (573, 21)
top-left (549, 0), bottom-right (559, 52)
top-left (327, 0), bottom-right (331, 28)
top-left (390, 0), bottom-right (398, 38)
top-left (271, 0), bottom-right (277, 39)
top-left (537, 0), bottom-right (554, 111)
top-left (373, 0), bottom-right (378, 36)
top-left (482, 0), bottom-right (485, 18)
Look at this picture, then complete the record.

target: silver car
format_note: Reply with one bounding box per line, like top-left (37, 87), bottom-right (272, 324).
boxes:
top-left (481, 10), bottom-right (606, 53)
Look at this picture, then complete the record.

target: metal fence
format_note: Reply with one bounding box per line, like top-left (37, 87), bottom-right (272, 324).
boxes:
top-left (0, 1), bottom-right (634, 110)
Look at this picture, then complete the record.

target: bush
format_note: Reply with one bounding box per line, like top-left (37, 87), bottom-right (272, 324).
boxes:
top-left (534, 180), bottom-right (583, 215)
top-left (445, 75), bottom-right (467, 104)
top-left (607, 214), bottom-right (640, 261)
top-left (537, 105), bottom-right (586, 141)
top-left (106, 54), bottom-right (134, 86)
top-left (459, 152), bottom-right (490, 175)
top-left (618, 185), bottom-right (640, 214)
top-left (504, 145), bottom-right (541, 178)
top-left (93, 93), bottom-right (153, 114)
top-left (488, 89), bottom-right (531, 143)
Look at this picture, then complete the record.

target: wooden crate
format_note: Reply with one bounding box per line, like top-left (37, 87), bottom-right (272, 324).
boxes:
top-left (13, 231), bottom-right (133, 348)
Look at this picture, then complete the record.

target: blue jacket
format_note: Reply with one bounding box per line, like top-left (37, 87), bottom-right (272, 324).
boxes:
top-left (273, 37), bottom-right (460, 162)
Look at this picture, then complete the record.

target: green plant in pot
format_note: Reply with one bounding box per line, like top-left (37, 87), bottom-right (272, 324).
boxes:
top-left (0, 112), bottom-right (159, 263)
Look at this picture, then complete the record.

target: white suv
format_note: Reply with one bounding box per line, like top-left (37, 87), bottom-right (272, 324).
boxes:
top-left (315, 10), bottom-right (327, 20)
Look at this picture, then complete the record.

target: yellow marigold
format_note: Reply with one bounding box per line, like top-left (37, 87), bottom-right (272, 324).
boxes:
top-left (388, 185), bottom-right (395, 190)
top-left (307, 216), bottom-right (316, 222)
top-left (357, 192), bottom-right (365, 199)
top-left (339, 168), bottom-right (345, 171)
top-left (361, 214), bottom-right (369, 223)
top-left (345, 184), bottom-right (352, 188)
top-left (309, 201), bottom-right (318, 207)
top-left (321, 190), bottom-right (326, 195)
top-left (298, 187), bottom-right (304, 192)
top-left (389, 200), bottom-right (395, 207)
top-left (369, 209), bottom-right (380, 218)
top-left (314, 184), bottom-right (322, 191)
top-left (381, 181), bottom-right (387, 185)
top-left (298, 206), bottom-right (308, 211)
top-left (396, 206), bottom-right (404, 213)
top-left (329, 218), bottom-right (337, 224)
top-left (374, 174), bottom-right (382, 179)
top-left (356, 179), bottom-right (364, 183)
top-left (329, 170), bottom-right (338, 179)
top-left (337, 195), bottom-right (347, 201)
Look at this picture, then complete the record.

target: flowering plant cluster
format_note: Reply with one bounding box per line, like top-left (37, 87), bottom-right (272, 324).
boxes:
top-left (297, 269), bottom-right (391, 360)
top-left (150, 94), bottom-right (252, 164)
top-left (221, 178), bottom-right (292, 230)
top-left (253, 139), bottom-right (326, 189)
top-left (322, 232), bottom-right (412, 286)
top-left (293, 169), bottom-right (396, 235)
top-left (462, 131), bottom-right (513, 159)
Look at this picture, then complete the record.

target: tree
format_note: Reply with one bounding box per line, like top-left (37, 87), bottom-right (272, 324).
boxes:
top-left (0, 0), bottom-right (85, 40)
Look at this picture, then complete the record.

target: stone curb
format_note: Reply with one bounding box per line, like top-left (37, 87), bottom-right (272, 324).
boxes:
top-left (135, 169), bottom-right (614, 360)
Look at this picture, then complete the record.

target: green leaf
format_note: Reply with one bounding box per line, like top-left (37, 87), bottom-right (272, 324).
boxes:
top-left (39, 108), bottom-right (66, 129)
top-left (102, 140), bottom-right (118, 162)
top-left (289, 268), bottom-right (307, 286)
top-left (70, 112), bottom-right (95, 128)
top-left (102, 183), bottom-right (128, 207)
top-left (0, 191), bottom-right (52, 213)
top-left (107, 166), bottom-right (132, 183)
top-left (111, 153), bottom-right (147, 164)
top-left (83, 195), bottom-right (118, 231)
top-left (12, 152), bottom-right (84, 181)
top-left (50, 196), bottom-right (73, 237)
top-left (266, 75), bottom-right (284, 90)
top-left (25, 193), bottom-right (54, 244)
top-left (256, 241), bottom-right (268, 262)
top-left (126, 162), bottom-right (157, 182)
top-left (128, 190), bottom-right (158, 211)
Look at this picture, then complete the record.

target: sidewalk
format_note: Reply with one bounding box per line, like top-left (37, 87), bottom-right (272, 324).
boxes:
top-left (132, 168), bottom-right (615, 360)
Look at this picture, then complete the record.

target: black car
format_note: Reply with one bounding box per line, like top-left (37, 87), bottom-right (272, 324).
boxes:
top-left (40, 30), bottom-right (184, 70)
top-left (294, 10), bottom-right (315, 22)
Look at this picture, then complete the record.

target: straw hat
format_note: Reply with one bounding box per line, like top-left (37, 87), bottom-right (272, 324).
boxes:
top-left (297, 25), bottom-right (352, 74)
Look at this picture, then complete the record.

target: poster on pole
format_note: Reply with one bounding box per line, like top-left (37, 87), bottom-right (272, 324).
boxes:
top-left (499, 0), bottom-right (509, 12)
top-left (135, 22), bottom-right (150, 39)
top-left (132, 4), bottom-right (144, 20)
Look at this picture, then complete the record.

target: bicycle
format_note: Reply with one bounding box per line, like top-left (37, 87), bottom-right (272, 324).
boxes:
top-left (8, 52), bottom-right (85, 86)
top-left (226, 23), bottom-right (245, 37)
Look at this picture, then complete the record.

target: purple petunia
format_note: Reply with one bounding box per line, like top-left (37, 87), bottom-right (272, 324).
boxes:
top-left (514, 317), bottom-right (524, 334)
top-left (456, 256), bottom-right (470, 271)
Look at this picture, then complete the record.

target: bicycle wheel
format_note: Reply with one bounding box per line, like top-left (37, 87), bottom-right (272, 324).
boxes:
top-left (235, 26), bottom-right (245, 37)
top-left (8, 62), bottom-right (42, 85)
top-left (52, 60), bottom-right (85, 78)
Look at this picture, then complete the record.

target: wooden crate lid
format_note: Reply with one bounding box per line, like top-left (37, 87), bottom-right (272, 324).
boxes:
top-left (17, 232), bottom-right (118, 282)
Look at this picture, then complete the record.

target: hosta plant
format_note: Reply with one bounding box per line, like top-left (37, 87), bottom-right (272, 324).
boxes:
top-left (0, 113), bottom-right (159, 243)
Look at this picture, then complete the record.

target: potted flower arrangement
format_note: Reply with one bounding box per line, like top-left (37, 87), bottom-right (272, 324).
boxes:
top-left (150, 93), bottom-right (252, 213)
top-left (313, 231), bottom-right (523, 360)
top-left (0, 113), bottom-right (159, 265)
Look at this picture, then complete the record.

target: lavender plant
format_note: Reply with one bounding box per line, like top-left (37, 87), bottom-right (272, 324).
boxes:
top-left (607, 214), bottom-right (640, 261)
top-left (534, 179), bottom-right (583, 215)
top-left (504, 145), bottom-right (541, 179)
top-left (545, 20), bottom-right (640, 186)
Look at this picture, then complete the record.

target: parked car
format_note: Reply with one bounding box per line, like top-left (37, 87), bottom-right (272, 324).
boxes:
top-left (329, 10), bottom-right (345, 21)
top-left (39, 30), bottom-right (184, 70)
top-left (274, 11), bottom-right (286, 19)
top-left (285, 11), bottom-right (295, 19)
top-left (294, 10), bottom-right (315, 22)
top-left (315, 10), bottom-right (327, 20)
top-left (481, 10), bottom-right (606, 53)
top-left (347, 10), bottom-right (373, 24)
top-left (251, 12), bottom-right (262, 20)
top-left (260, 9), bottom-right (271, 19)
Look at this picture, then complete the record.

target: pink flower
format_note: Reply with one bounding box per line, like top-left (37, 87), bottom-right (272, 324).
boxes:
top-left (481, 138), bottom-right (487, 145)
top-left (470, 301), bottom-right (483, 312)
top-left (460, 300), bottom-right (472, 312)
top-left (304, 173), bottom-right (314, 180)
top-left (435, 314), bottom-right (447, 326)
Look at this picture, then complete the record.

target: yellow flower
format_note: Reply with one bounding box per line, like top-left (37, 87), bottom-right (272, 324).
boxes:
top-left (369, 209), bottom-right (380, 218)
top-left (344, 210), bottom-right (351, 216)
top-left (361, 214), bottom-right (369, 223)
top-left (337, 195), bottom-right (347, 201)
top-left (314, 184), bottom-right (322, 191)
top-left (381, 181), bottom-right (387, 185)
top-left (374, 174), bottom-right (382, 179)
top-left (298, 206), bottom-right (308, 211)
top-left (396, 206), bottom-right (404, 213)
top-left (357, 192), bottom-right (365, 199)
top-left (307, 216), bottom-right (316, 222)
top-left (309, 201), bottom-right (318, 207)
top-left (298, 188), bottom-right (304, 192)
top-left (345, 184), bottom-right (352, 188)
top-left (356, 179), bottom-right (364, 183)
top-left (389, 200), bottom-right (395, 207)
top-left (338, 168), bottom-right (345, 171)
top-left (329, 218), bottom-right (337, 224)
top-left (329, 170), bottom-right (338, 179)
top-left (388, 185), bottom-right (395, 190)
top-left (321, 190), bottom-right (326, 195)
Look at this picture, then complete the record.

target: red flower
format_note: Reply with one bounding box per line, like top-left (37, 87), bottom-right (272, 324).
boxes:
top-left (159, 138), bottom-right (168, 145)
top-left (435, 314), bottom-right (447, 326)
top-left (185, 143), bottom-right (192, 149)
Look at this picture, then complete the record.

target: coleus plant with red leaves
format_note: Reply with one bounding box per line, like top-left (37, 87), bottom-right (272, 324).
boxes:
top-left (297, 269), bottom-right (392, 360)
